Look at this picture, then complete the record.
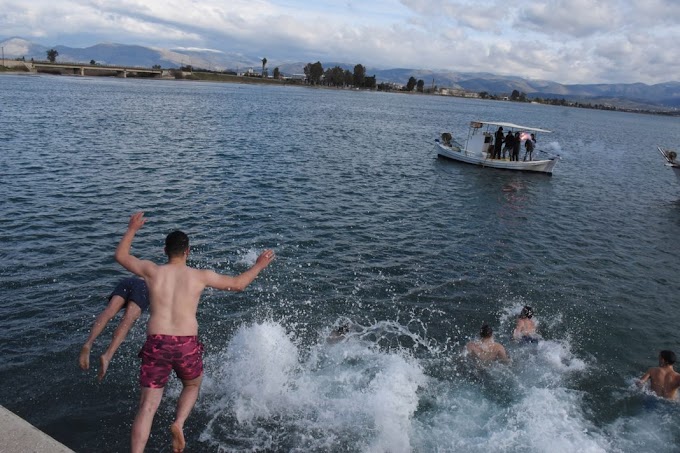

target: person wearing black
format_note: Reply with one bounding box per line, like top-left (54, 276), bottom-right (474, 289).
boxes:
top-left (502, 130), bottom-right (514, 159)
top-left (512, 132), bottom-right (521, 161)
top-left (494, 127), bottom-right (504, 159)
top-left (524, 136), bottom-right (535, 161)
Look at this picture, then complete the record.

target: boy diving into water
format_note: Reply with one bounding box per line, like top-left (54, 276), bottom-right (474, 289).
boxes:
top-left (79, 277), bottom-right (150, 382)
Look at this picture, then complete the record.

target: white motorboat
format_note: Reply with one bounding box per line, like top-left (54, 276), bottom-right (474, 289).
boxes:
top-left (435, 121), bottom-right (559, 174)
top-left (658, 146), bottom-right (680, 182)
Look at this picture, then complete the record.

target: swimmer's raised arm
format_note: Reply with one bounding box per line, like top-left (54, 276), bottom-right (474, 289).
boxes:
top-left (200, 249), bottom-right (275, 291)
top-left (115, 211), bottom-right (157, 278)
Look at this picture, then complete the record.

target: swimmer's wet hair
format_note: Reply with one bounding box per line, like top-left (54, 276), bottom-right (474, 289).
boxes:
top-left (520, 306), bottom-right (534, 319)
top-left (660, 350), bottom-right (676, 365)
top-left (165, 230), bottom-right (189, 257)
top-left (480, 324), bottom-right (493, 338)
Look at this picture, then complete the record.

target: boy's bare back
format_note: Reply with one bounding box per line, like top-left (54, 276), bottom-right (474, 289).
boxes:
top-left (466, 340), bottom-right (509, 363)
top-left (144, 264), bottom-right (206, 336)
top-left (641, 366), bottom-right (680, 399)
top-left (115, 212), bottom-right (275, 337)
top-left (638, 351), bottom-right (680, 400)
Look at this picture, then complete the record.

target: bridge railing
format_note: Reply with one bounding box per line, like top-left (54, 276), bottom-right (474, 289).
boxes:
top-left (31, 60), bottom-right (162, 71)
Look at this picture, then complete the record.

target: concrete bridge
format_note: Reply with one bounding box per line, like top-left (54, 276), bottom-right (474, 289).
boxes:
top-left (30, 61), bottom-right (162, 78)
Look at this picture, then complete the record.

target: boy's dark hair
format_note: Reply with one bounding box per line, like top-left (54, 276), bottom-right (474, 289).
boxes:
top-left (660, 350), bottom-right (677, 365)
top-left (480, 324), bottom-right (493, 338)
top-left (165, 230), bottom-right (189, 257)
top-left (520, 306), bottom-right (534, 319)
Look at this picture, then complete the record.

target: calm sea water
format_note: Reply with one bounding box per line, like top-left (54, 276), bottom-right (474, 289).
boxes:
top-left (2, 74), bottom-right (680, 452)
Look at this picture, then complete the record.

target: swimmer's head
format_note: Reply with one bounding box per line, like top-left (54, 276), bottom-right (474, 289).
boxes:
top-left (659, 350), bottom-right (677, 365)
top-left (336, 324), bottom-right (349, 335)
top-left (480, 324), bottom-right (493, 338)
top-left (165, 230), bottom-right (189, 258)
top-left (520, 306), bottom-right (534, 319)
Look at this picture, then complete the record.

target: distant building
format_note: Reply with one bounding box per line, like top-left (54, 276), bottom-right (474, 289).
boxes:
top-left (384, 82), bottom-right (403, 90)
top-left (438, 88), bottom-right (479, 98)
top-left (285, 74), bottom-right (306, 81)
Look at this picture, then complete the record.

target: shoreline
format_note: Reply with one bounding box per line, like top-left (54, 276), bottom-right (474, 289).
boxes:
top-left (2, 66), bottom-right (677, 116)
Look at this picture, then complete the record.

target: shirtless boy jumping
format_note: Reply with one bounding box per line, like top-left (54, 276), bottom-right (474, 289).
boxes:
top-left (115, 212), bottom-right (275, 453)
top-left (637, 350), bottom-right (680, 400)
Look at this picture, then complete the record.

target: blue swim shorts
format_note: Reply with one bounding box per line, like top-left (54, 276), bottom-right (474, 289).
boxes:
top-left (109, 277), bottom-right (150, 313)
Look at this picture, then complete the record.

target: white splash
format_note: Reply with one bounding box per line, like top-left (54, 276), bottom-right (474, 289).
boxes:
top-left (235, 248), bottom-right (260, 267)
top-left (199, 320), bottom-right (426, 452)
top-left (192, 318), bottom-right (675, 452)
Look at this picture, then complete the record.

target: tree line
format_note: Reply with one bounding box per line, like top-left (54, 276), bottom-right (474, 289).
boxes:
top-left (303, 62), bottom-right (376, 88)
top-left (302, 62), bottom-right (435, 93)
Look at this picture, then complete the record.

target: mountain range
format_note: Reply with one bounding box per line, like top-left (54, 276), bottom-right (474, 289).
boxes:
top-left (2, 37), bottom-right (679, 110)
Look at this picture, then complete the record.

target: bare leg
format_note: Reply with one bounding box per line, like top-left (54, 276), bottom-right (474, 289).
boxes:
top-left (170, 375), bottom-right (203, 453)
top-left (79, 295), bottom-right (126, 370)
top-left (98, 302), bottom-right (141, 382)
top-left (131, 387), bottom-right (164, 453)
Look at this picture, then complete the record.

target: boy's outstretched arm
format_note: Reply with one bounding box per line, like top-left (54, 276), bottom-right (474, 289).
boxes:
top-left (114, 211), bottom-right (156, 278)
top-left (202, 249), bottom-right (275, 291)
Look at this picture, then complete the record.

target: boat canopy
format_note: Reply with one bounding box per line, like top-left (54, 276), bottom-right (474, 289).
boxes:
top-left (471, 121), bottom-right (552, 133)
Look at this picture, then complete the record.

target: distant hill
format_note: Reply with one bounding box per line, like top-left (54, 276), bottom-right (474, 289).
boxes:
top-left (0, 37), bottom-right (263, 72)
top-left (2, 37), bottom-right (679, 109)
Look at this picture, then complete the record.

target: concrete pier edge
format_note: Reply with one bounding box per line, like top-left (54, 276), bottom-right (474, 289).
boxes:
top-left (0, 405), bottom-right (75, 453)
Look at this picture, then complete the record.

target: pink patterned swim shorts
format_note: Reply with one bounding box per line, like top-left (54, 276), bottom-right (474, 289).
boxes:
top-left (138, 334), bottom-right (204, 388)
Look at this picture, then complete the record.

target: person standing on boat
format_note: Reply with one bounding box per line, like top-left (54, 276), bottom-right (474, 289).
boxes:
top-left (524, 134), bottom-right (536, 160)
top-left (524, 136), bottom-right (535, 161)
top-left (502, 130), bottom-right (514, 159)
top-left (512, 132), bottom-right (521, 161)
top-left (494, 127), bottom-right (504, 159)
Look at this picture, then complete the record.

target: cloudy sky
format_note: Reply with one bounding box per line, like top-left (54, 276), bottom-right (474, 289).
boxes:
top-left (1, 0), bottom-right (678, 84)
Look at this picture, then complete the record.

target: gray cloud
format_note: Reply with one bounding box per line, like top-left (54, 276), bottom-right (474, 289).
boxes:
top-left (1, 0), bottom-right (678, 84)
top-left (518, 0), bottom-right (626, 37)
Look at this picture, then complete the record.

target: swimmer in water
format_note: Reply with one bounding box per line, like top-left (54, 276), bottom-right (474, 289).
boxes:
top-left (466, 324), bottom-right (510, 364)
top-left (79, 277), bottom-right (150, 382)
top-left (637, 350), bottom-right (680, 400)
top-left (512, 305), bottom-right (539, 343)
top-left (327, 324), bottom-right (349, 344)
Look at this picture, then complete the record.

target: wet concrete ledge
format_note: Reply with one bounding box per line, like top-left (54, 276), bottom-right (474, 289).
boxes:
top-left (0, 405), bottom-right (74, 453)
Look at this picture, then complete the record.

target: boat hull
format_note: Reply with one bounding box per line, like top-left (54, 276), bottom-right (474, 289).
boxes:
top-left (435, 142), bottom-right (558, 174)
top-left (658, 147), bottom-right (680, 183)
top-left (672, 167), bottom-right (680, 183)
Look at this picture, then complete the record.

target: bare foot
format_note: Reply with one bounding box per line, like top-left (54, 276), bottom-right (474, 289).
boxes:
top-left (97, 355), bottom-right (110, 382)
top-left (79, 346), bottom-right (91, 370)
top-left (170, 423), bottom-right (185, 453)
